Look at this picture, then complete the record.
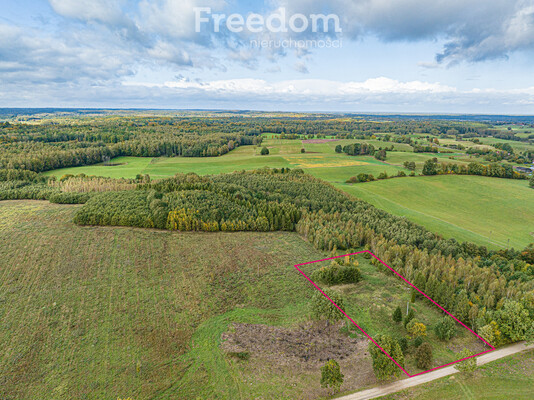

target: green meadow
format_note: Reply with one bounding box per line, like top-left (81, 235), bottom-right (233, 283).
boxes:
top-left (42, 137), bottom-right (534, 250)
top-left (339, 175), bottom-right (534, 249)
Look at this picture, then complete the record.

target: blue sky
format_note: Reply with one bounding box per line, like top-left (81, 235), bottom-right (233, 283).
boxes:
top-left (2, 0), bottom-right (534, 113)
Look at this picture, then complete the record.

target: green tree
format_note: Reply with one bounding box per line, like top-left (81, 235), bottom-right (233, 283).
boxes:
top-left (375, 149), bottom-right (387, 161)
top-left (403, 308), bottom-right (415, 328)
top-left (529, 174), bottom-right (534, 188)
top-left (368, 335), bottom-right (405, 380)
top-left (422, 159), bottom-right (439, 175)
top-left (415, 342), bottom-right (433, 369)
top-left (454, 290), bottom-right (470, 323)
top-left (494, 300), bottom-right (531, 342)
top-left (434, 317), bottom-right (456, 340)
top-left (392, 306), bottom-right (402, 323)
top-left (335, 144), bottom-right (342, 153)
top-left (260, 146), bottom-right (269, 155)
top-left (454, 348), bottom-right (477, 373)
top-left (320, 359), bottom-right (344, 393)
top-left (310, 288), bottom-right (345, 324)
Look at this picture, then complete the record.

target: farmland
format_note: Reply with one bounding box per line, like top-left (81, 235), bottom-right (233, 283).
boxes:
top-left (42, 134), bottom-right (534, 250)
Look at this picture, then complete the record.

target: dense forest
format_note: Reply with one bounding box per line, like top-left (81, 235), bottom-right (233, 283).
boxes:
top-left (2, 116), bottom-right (533, 175)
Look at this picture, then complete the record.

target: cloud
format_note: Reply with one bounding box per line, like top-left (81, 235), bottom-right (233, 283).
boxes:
top-left (294, 61), bottom-right (309, 73)
top-left (274, 0), bottom-right (534, 63)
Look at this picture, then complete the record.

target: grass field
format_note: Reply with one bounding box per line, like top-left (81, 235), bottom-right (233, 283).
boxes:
top-left (338, 175), bottom-right (534, 249)
top-left (383, 350), bottom-right (534, 400)
top-left (0, 201), bottom-right (329, 399)
top-left (41, 137), bottom-right (534, 250)
top-left (0, 201), bottom-right (489, 399)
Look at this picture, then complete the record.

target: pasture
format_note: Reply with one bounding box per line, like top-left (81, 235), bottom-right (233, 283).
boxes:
top-left (41, 137), bottom-right (534, 250)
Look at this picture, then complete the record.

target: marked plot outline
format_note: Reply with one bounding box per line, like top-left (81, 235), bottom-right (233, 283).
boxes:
top-left (294, 250), bottom-right (496, 377)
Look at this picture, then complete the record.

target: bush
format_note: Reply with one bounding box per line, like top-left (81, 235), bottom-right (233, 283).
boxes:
top-left (434, 317), bottom-right (456, 340)
top-left (260, 146), bottom-right (269, 155)
top-left (407, 319), bottom-right (427, 338)
top-left (398, 337), bottom-right (408, 353)
top-left (415, 343), bottom-right (433, 369)
top-left (413, 337), bottom-right (423, 348)
top-left (454, 348), bottom-right (477, 373)
top-left (320, 359), bottom-right (344, 393)
top-left (392, 306), bottom-right (402, 323)
top-left (49, 192), bottom-right (92, 204)
top-left (311, 259), bottom-right (362, 285)
top-left (228, 351), bottom-right (250, 361)
top-left (310, 288), bottom-right (345, 323)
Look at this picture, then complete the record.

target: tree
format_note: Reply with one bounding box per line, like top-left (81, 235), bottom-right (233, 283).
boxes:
top-left (406, 319), bottom-right (427, 338)
top-left (494, 300), bottom-right (531, 342)
top-left (375, 149), bottom-right (387, 161)
top-left (335, 144), bottom-right (342, 153)
top-left (368, 335), bottom-right (405, 380)
top-left (403, 308), bottom-right (416, 328)
top-left (434, 317), bottom-right (456, 341)
top-left (529, 174), bottom-right (534, 188)
top-left (454, 290), bottom-right (470, 323)
top-left (454, 348), bottom-right (477, 373)
top-left (260, 146), bottom-right (269, 155)
top-left (422, 159), bottom-right (439, 175)
top-left (392, 306), bottom-right (402, 323)
top-left (415, 343), bottom-right (433, 369)
top-left (310, 288), bottom-right (345, 324)
top-left (301, 148), bottom-right (306, 153)
top-left (478, 322), bottom-right (501, 347)
top-left (320, 359), bottom-right (344, 393)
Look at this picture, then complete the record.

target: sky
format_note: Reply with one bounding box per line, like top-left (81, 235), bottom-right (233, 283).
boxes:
top-left (2, 0), bottom-right (534, 113)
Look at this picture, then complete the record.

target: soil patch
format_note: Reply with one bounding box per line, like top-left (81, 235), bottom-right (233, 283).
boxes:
top-left (221, 321), bottom-right (365, 364)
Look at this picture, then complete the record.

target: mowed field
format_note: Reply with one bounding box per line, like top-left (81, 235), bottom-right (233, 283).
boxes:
top-left (0, 201), bottom-right (331, 399)
top-left (338, 176), bottom-right (534, 249)
top-left (41, 138), bottom-right (534, 250)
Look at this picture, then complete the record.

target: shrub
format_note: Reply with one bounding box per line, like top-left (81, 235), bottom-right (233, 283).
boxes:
top-left (407, 319), bottom-right (427, 338)
top-left (311, 259), bottom-right (362, 285)
top-left (403, 308), bottom-right (415, 328)
top-left (454, 349), bottom-right (477, 373)
top-left (413, 337), bottom-right (423, 348)
top-left (260, 146), bottom-right (269, 155)
top-left (415, 342), bottom-right (433, 369)
top-left (320, 359), bottom-right (344, 393)
top-left (434, 317), bottom-right (456, 340)
top-left (310, 288), bottom-right (345, 323)
top-left (392, 306), bottom-right (402, 323)
top-left (368, 335), bottom-right (405, 380)
top-left (398, 337), bottom-right (408, 353)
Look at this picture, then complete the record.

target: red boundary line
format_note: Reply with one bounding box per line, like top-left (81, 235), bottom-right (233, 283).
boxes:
top-left (294, 250), bottom-right (496, 377)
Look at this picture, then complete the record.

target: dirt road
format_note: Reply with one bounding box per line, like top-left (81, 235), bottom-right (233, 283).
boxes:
top-left (337, 342), bottom-right (534, 400)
